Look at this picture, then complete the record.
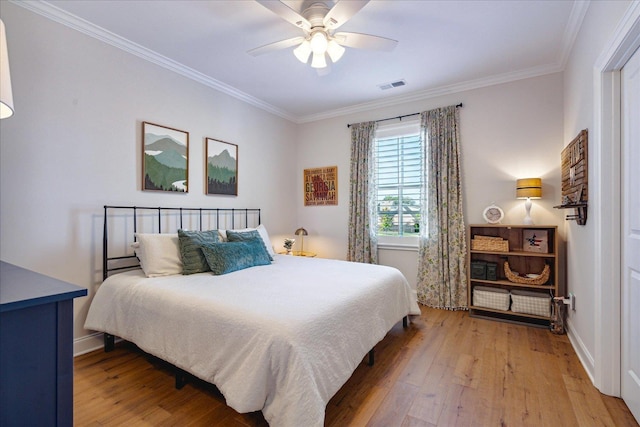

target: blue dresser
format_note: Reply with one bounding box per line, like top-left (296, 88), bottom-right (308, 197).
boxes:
top-left (0, 261), bottom-right (87, 427)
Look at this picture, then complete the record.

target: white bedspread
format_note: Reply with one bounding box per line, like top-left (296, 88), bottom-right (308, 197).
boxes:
top-left (85, 255), bottom-right (420, 426)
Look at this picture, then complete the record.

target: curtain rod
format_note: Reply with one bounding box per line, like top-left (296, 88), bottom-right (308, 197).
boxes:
top-left (346, 103), bottom-right (463, 128)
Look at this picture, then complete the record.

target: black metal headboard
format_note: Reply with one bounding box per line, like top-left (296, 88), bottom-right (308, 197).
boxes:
top-left (103, 205), bottom-right (261, 280)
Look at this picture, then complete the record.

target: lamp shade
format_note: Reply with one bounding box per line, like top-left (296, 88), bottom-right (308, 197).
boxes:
top-left (309, 31), bottom-right (328, 54)
top-left (326, 40), bottom-right (345, 63)
top-left (293, 39), bottom-right (312, 64)
top-left (0, 19), bottom-right (14, 119)
top-left (516, 178), bottom-right (542, 199)
top-left (310, 52), bottom-right (327, 68)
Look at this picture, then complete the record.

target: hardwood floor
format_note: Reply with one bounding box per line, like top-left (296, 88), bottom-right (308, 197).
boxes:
top-left (74, 307), bottom-right (639, 426)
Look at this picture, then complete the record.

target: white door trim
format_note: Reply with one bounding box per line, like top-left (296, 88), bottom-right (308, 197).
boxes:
top-left (592, 2), bottom-right (640, 396)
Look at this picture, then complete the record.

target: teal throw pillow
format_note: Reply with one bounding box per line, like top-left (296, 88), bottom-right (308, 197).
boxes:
top-left (178, 229), bottom-right (220, 275)
top-left (201, 240), bottom-right (271, 275)
top-left (226, 229), bottom-right (273, 261)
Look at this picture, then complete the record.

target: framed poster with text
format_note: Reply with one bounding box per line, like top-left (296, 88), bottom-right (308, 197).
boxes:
top-left (304, 166), bottom-right (337, 206)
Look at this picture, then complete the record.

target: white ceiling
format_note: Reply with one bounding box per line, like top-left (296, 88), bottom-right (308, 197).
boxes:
top-left (21, 0), bottom-right (587, 123)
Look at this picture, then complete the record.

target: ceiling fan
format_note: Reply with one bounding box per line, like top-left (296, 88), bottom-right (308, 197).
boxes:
top-left (248, 0), bottom-right (398, 69)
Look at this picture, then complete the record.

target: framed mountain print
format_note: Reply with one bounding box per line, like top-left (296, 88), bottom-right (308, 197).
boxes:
top-left (206, 138), bottom-right (238, 196)
top-left (142, 122), bottom-right (189, 192)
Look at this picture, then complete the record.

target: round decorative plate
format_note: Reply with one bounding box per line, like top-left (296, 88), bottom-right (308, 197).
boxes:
top-left (483, 204), bottom-right (504, 224)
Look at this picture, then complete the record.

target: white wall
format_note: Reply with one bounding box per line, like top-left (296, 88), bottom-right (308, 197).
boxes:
top-left (0, 3), bottom-right (298, 353)
top-left (296, 73), bottom-right (566, 287)
top-left (562, 0), bottom-right (634, 394)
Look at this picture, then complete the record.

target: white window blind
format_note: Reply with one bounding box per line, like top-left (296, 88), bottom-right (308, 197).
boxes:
top-left (374, 121), bottom-right (423, 239)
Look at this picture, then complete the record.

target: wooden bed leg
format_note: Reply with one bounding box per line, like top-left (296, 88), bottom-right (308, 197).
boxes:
top-left (175, 369), bottom-right (187, 390)
top-left (104, 333), bottom-right (115, 352)
top-left (403, 316), bottom-right (408, 328)
top-left (368, 349), bottom-right (375, 366)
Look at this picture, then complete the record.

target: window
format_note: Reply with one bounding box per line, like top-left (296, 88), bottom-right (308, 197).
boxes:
top-left (374, 120), bottom-right (423, 245)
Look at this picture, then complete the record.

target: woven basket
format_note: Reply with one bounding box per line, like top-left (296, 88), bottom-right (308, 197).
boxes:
top-left (504, 261), bottom-right (550, 285)
top-left (471, 236), bottom-right (509, 252)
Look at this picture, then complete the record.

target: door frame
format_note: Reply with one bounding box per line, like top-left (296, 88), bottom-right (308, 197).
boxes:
top-left (593, 2), bottom-right (640, 396)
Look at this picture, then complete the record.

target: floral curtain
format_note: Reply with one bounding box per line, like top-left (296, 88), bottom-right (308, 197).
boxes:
top-left (417, 105), bottom-right (467, 309)
top-left (347, 121), bottom-right (378, 263)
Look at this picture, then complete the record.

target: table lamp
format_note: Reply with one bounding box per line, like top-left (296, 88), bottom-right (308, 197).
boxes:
top-left (516, 178), bottom-right (542, 225)
top-left (295, 227), bottom-right (308, 253)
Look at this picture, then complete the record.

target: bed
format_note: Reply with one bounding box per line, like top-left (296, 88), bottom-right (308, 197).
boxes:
top-left (85, 206), bottom-right (420, 427)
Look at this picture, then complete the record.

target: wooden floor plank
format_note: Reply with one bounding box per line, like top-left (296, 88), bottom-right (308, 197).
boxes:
top-left (73, 306), bottom-right (638, 427)
top-left (327, 384), bottom-right (389, 427)
top-left (563, 374), bottom-right (619, 427)
top-left (367, 381), bottom-right (420, 427)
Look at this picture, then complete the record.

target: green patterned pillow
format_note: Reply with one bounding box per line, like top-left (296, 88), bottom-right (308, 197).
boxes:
top-left (201, 240), bottom-right (271, 275)
top-left (178, 229), bottom-right (220, 274)
top-left (226, 229), bottom-right (273, 261)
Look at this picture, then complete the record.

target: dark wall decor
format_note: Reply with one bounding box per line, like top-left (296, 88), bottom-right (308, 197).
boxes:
top-left (205, 138), bottom-right (238, 196)
top-left (304, 166), bottom-right (338, 206)
top-left (142, 122), bottom-right (189, 193)
top-left (554, 129), bottom-right (588, 225)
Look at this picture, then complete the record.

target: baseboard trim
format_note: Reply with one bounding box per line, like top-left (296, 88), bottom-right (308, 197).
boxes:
top-left (566, 319), bottom-right (596, 385)
top-left (73, 332), bottom-right (106, 357)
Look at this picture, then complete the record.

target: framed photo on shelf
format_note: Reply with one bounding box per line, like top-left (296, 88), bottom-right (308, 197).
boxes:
top-left (205, 138), bottom-right (238, 196)
top-left (142, 121), bottom-right (189, 193)
top-left (522, 229), bottom-right (548, 253)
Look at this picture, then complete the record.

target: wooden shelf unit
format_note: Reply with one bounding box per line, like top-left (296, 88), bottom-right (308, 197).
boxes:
top-left (467, 224), bottom-right (562, 326)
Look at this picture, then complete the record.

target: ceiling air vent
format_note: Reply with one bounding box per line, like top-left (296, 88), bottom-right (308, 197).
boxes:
top-left (378, 79), bottom-right (406, 90)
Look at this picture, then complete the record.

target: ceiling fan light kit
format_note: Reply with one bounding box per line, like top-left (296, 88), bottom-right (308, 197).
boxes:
top-left (252, 0), bottom-right (397, 71)
top-left (293, 31), bottom-right (345, 67)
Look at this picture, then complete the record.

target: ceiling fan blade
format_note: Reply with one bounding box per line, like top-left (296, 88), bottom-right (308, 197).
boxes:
top-left (323, 0), bottom-right (369, 30)
top-left (334, 32), bottom-right (398, 51)
top-left (247, 36), bottom-right (305, 56)
top-left (256, 0), bottom-right (311, 31)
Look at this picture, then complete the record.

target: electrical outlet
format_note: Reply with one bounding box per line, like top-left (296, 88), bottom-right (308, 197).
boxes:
top-left (569, 292), bottom-right (576, 311)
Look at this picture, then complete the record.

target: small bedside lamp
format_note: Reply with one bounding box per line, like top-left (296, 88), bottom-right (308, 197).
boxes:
top-left (295, 227), bottom-right (308, 253)
top-left (516, 178), bottom-right (542, 225)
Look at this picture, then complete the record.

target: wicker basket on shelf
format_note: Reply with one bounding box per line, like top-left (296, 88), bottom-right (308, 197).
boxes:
top-left (504, 261), bottom-right (550, 285)
top-left (471, 235), bottom-right (509, 252)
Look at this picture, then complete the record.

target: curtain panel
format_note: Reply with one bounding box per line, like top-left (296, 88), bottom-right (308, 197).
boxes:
top-left (417, 105), bottom-right (467, 309)
top-left (347, 121), bottom-right (378, 263)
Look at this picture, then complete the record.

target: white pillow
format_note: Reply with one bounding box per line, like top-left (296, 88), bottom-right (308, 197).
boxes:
top-left (133, 233), bottom-right (182, 277)
top-left (218, 224), bottom-right (275, 258)
top-left (256, 224), bottom-right (276, 258)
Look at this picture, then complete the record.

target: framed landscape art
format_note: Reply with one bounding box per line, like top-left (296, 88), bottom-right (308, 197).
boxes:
top-left (206, 138), bottom-right (238, 196)
top-left (142, 122), bottom-right (189, 193)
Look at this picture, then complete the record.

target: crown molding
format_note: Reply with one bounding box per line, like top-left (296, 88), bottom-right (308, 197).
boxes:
top-left (297, 62), bottom-right (562, 123)
top-left (11, 0), bottom-right (298, 123)
top-left (595, 0), bottom-right (640, 70)
top-left (557, 1), bottom-right (590, 69)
